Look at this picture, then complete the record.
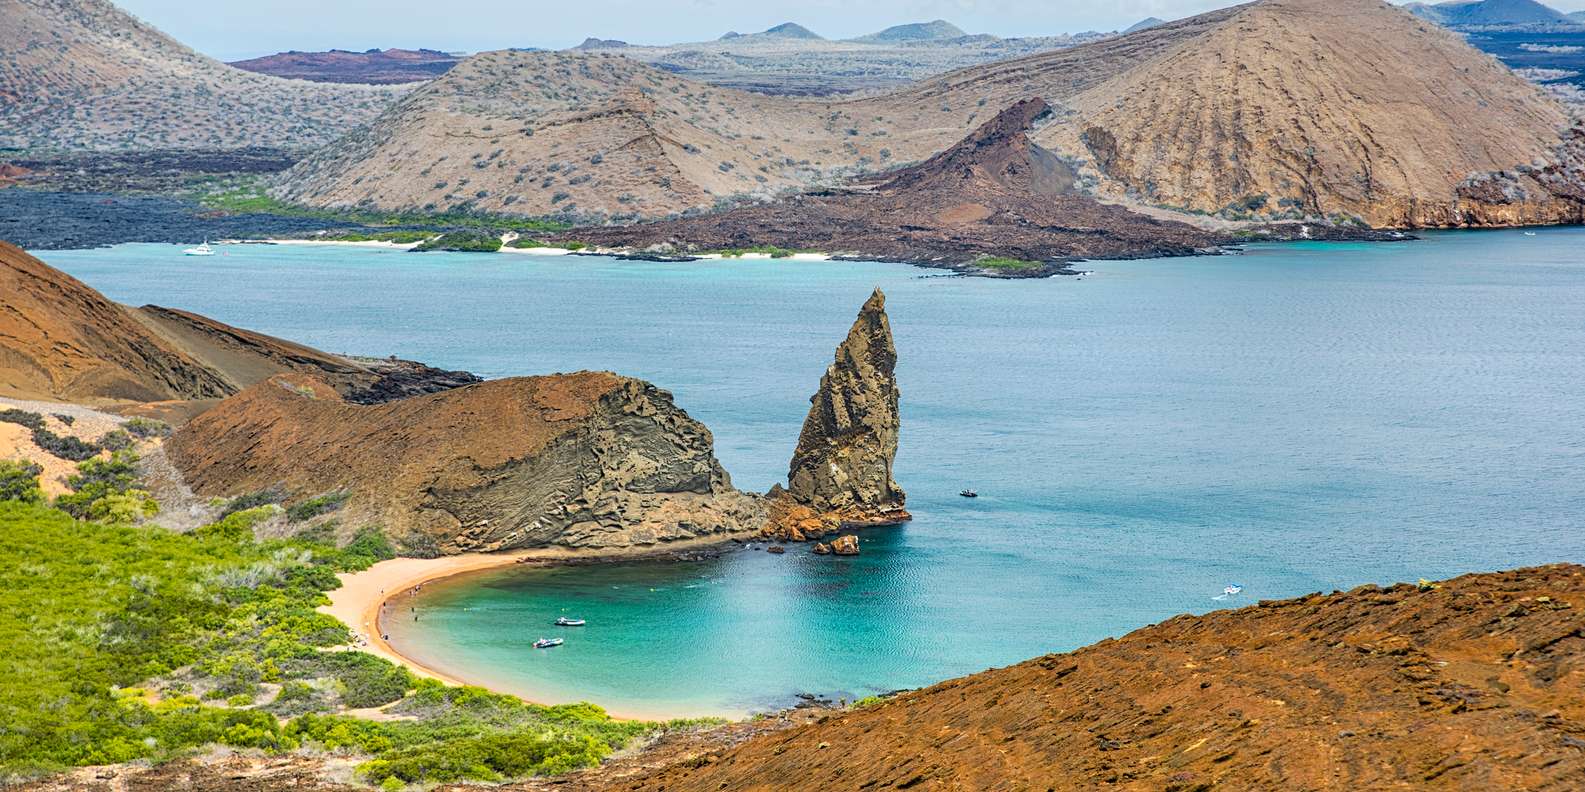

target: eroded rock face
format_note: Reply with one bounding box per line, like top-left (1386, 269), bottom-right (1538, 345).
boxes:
top-left (167, 372), bottom-right (764, 553)
top-left (784, 289), bottom-right (909, 526)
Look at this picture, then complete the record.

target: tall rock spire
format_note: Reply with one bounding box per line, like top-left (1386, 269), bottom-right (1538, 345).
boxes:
top-left (784, 288), bottom-right (909, 525)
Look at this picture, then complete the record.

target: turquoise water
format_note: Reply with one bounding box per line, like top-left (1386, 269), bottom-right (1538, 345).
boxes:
top-left (37, 230), bottom-right (1585, 717)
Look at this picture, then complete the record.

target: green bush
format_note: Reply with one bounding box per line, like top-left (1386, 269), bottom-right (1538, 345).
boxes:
top-left (0, 409), bottom-right (44, 431)
top-left (218, 487), bottom-right (285, 519)
top-left (123, 418), bottom-right (172, 439)
top-left (0, 460), bottom-right (43, 503)
top-left (287, 491), bottom-right (349, 522)
top-left (411, 230), bottom-right (503, 253)
top-left (56, 452), bottom-right (154, 520)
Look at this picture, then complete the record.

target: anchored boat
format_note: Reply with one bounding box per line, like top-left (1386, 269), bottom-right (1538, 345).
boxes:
top-left (182, 240), bottom-right (215, 256)
top-left (555, 617), bottom-right (586, 627)
top-left (533, 637), bottom-right (564, 649)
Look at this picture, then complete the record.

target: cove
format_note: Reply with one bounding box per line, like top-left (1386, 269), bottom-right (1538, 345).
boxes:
top-left (37, 229), bottom-right (1585, 717)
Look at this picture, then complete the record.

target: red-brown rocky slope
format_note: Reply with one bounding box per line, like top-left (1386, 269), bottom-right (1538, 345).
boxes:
top-left (532, 564), bottom-right (1585, 791)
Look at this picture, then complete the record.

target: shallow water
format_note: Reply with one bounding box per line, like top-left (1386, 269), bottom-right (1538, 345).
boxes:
top-left (37, 230), bottom-right (1585, 717)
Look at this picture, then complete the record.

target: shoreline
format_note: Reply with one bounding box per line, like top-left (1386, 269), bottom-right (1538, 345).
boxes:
top-left (318, 533), bottom-right (757, 719)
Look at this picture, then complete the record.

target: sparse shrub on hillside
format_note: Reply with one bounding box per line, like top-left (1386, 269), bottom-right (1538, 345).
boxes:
top-left (286, 491), bottom-right (349, 523)
top-left (0, 460), bottom-right (44, 503)
top-left (56, 451), bottom-right (156, 521)
top-left (0, 409), bottom-right (45, 431)
top-left (219, 486), bottom-right (286, 519)
top-left (98, 429), bottom-right (133, 452)
top-left (123, 417), bottom-right (172, 439)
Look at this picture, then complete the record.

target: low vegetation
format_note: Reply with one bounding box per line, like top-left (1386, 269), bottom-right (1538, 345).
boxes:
top-left (0, 461), bottom-right (707, 785)
top-left (703, 245), bottom-right (804, 258)
top-left (196, 178), bottom-right (568, 234)
top-left (411, 230), bottom-right (504, 253)
top-left (974, 256), bottom-right (1045, 271)
top-left (506, 238), bottom-right (586, 250)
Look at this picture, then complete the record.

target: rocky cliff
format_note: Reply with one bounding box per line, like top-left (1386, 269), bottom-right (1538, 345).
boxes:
top-left (778, 289), bottom-right (909, 531)
top-left (166, 372), bottom-right (765, 553)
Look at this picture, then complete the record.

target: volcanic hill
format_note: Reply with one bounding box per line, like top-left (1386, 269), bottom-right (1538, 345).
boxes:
top-left (0, 243), bottom-right (474, 405)
top-left (277, 0), bottom-right (1585, 230)
top-left (228, 48), bottom-right (462, 85)
top-left (564, 99), bottom-right (1227, 272)
top-left (0, 0), bottom-right (402, 150)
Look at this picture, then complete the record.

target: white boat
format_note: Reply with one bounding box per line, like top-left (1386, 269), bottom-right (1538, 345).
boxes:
top-left (1524, 231), bottom-right (1538, 237)
top-left (555, 617), bottom-right (586, 627)
top-left (533, 637), bottom-right (564, 649)
top-left (183, 241), bottom-right (215, 256)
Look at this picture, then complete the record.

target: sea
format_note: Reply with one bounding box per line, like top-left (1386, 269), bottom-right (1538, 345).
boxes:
top-left (36, 229), bottom-right (1585, 718)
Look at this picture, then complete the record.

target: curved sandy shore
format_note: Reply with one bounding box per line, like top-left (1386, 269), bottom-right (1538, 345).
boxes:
top-left (318, 535), bottom-right (755, 710)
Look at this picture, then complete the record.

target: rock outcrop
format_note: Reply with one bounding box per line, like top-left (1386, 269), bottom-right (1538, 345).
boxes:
top-left (829, 534), bottom-right (859, 555)
top-left (0, 243), bottom-right (476, 408)
top-left (776, 289), bottom-right (909, 532)
top-left (166, 372), bottom-right (765, 553)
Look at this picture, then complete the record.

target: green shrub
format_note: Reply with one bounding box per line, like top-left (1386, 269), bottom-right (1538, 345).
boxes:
top-left (0, 408), bottom-right (44, 431)
top-left (324, 652), bottom-right (413, 709)
top-left (123, 418), bottom-right (172, 439)
top-left (287, 491), bottom-right (349, 522)
top-left (56, 451), bottom-right (149, 520)
top-left (0, 460), bottom-right (44, 503)
top-left (411, 230), bottom-right (503, 253)
top-left (218, 487), bottom-right (285, 519)
top-left (30, 427), bottom-right (100, 461)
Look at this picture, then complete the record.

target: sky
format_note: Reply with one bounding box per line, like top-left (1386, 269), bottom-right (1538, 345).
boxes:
top-left (116, 0), bottom-right (1585, 62)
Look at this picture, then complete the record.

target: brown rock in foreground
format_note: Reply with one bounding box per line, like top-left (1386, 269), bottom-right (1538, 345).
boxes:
top-left (828, 535), bottom-right (859, 555)
top-left (167, 373), bottom-right (765, 553)
top-left (784, 289), bottom-right (908, 526)
top-left (525, 565), bottom-right (1585, 791)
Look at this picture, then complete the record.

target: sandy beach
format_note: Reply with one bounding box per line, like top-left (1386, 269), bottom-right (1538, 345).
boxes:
top-left (318, 534), bottom-right (756, 703)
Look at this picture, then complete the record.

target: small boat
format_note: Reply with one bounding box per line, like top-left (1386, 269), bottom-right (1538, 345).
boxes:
top-left (533, 637), bottom-right (563, 649)
top-left (1524, 231), bottom-right (1538, 236)
top-left (959, 489), bottom-right (978, 498)
top-left (555, 617), bottom-right (586, 627)
top-left (183, 241), bottom-right (215, 256)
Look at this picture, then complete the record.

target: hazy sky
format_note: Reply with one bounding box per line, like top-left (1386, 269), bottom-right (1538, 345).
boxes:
top-left (119, 0), bottom-right (1585, 61)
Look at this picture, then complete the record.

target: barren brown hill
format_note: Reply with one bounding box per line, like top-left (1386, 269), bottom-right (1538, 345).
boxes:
top-left (0, 243), bottom-right (474, 405)
top-left (566, 99), bottom-right (1228, 272)
top-left (0, 0), bottom-right (402, 150)
top-left (521, 564), bottom-right (1585, 791)
top-left (1046, 0), bottom-right (1581, 226)
top-left (278, 0), bottom-right (1585, 230)
top-left (0, 241), bottom-right (231, 403)
top-left (166, 373), bottom-right (765, 553)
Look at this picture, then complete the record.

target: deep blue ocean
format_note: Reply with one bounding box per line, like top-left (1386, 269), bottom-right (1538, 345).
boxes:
top-left (37, 230), bottom-right (1585, 717)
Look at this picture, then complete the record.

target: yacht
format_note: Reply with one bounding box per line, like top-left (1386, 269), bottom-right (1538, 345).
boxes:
top-left (533, 637), bottom-right (564, 649)
top-left (555, 617), bottom-right (586, 627)
top-left (183, 240), bottom-right (215, 256)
